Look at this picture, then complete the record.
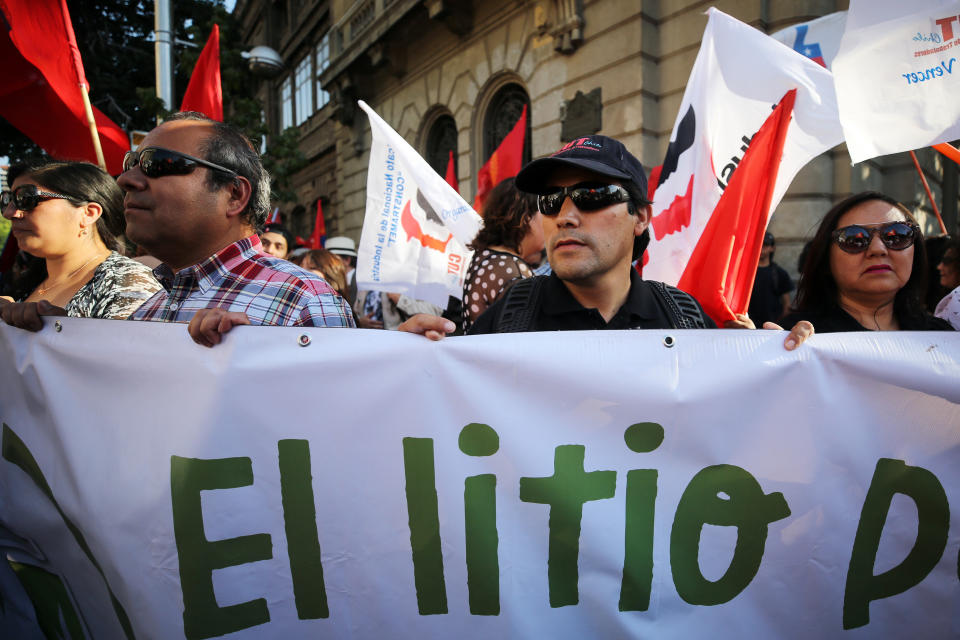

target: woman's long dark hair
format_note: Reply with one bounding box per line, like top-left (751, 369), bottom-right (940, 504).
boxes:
top-left (793, 191), bottom-right (929, 325)
top-left (6, 161), bottom-right (125, 301)
top-left (468, 177), bottom-right (538, 253)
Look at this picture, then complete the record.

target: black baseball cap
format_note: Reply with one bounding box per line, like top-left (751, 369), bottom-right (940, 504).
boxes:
top-left (515, 135), bottom-right (649, 199)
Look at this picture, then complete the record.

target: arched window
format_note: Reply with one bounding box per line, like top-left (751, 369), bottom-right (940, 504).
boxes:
top-left (482, 84), bottom-right (531, 165)
top-left (425, 114), bottom-right (458, 179)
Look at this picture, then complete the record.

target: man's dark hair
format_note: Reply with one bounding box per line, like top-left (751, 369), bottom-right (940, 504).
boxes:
top-left (621, 180), bottom-right (652, 261)
top-left (794, 191), bottom-right (928, 325)
top-left (262, 223), bottom-right (294, 249)
top-left (165, 111), bottom-right (271, 229)
top-left (469, 178), bottom-right (538, 253)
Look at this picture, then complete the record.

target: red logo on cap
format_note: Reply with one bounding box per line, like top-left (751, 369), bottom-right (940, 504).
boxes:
top-left (553, 137), bottom-right (602, 155)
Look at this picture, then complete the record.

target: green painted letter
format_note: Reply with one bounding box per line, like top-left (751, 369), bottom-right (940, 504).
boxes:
top-left (459, 423), bottom-right (500, 615)
top-left (843, 458), bottom-right (949, 630)
top-left (278, 439), bottom-right (329, 619)
top-left (519, 445), bottom-right (616, 607)
top-left (170, 455), bottom-right (273, 639)
top-left (670, 465), bottom-right (790, 606)
top-left (402, 437), bottom-right (448, 614)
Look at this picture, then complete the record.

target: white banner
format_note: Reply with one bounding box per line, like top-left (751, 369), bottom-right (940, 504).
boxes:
top-left (645, 8), bottom-right (844, 285)
top-left (834, 0), bottom-right (960, 163)
top-left (356, 100), bottom-right (482, 307)
top-left (1, 320), bottom-right (959, 639)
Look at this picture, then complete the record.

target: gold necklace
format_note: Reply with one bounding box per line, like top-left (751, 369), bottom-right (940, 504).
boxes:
top-left (36, 253), bottom-right (104, 295)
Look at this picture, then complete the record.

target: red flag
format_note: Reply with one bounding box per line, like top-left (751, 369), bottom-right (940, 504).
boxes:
top-left (473, 105), bottom-right (526, 212)
top-left (180, 24), bottom-right (223, 121)
top-left (676, 89), bottom-right (796, 326)
top-left (309, 198), bottom-right (326, 249)
top-left (444, 150), bottom-right (458, 193)
top-left (266, 207), bottom-right (281, 225)
top-left (0, 0), bottom-right (129, 174)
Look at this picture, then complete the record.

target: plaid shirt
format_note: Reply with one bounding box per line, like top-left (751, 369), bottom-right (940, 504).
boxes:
top-left (129, 236), bottom-right (356, 327)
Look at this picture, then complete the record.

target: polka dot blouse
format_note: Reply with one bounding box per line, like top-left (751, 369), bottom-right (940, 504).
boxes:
top-left (462, 248), bottom-right (534, 333)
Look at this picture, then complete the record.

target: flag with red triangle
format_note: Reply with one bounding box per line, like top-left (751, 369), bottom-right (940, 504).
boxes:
top-left (676, 90), bottom-right (796, 326)
top-left (473, 105), bottom-right (526, 212)
top-left (180, 24), bottom-right (223, 121)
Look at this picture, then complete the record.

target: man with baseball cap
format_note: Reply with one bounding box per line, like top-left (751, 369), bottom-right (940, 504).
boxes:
top-left (400, 134), bottom-right (812, 348)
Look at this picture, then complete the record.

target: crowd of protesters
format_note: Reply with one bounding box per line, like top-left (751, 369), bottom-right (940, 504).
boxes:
top-left (0, 116), bottom-right (956, 343)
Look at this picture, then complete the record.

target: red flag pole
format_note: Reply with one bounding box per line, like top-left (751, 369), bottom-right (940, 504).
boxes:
top-left (58, 0), bottom-right (106, 170)
top-left (933, 142), bottom-right (960, 166)
top-left (908, 150), bottom-right (946, 235)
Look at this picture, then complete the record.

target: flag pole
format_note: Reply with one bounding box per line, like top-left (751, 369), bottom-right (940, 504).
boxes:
top-left (908, 150), bottom-right (946, 235)
top-left (79, 84), bottom-right (107, 171)
top-left (58, 0), bottom-right (107, 171)
top-left (933, 142), bottom-right (960, 166)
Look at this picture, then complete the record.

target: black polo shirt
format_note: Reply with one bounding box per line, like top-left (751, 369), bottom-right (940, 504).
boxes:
top-left (467, 270), bottom-right (716, 334)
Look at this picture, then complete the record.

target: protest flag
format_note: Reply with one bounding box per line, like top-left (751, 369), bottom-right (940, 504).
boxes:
top-left (0, 0), bottom-right (129, 174)
top-left (266, 207), bottom-right (281, 225)
top-left (771, 11), bottom-right (847, 69)
top-left (473, 105), bottom-right (526, 212)
top-left (677, 90), bottom-right (796, 326)
top-left (180, 24), bottom-right (223, 121)
top-left (308, 198), bottom-right (326, 249)
top-left (643, 8), bottom-right (843, 286)
top-left (445, 150), bottom-right (459, 193)
top-left (356, 101), bottom-right (482, 306)
top-left (833, 0), bottom-right (960, 163)
top-left (0, 0), bottom-right (116, 170)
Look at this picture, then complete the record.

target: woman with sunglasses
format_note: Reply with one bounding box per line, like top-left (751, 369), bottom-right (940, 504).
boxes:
top-left (0, 161), bottom-right (161, 331)
top-left (462, 178), bottom-right (545, 333)
top-left (781, 191), bottom-right (953, 332)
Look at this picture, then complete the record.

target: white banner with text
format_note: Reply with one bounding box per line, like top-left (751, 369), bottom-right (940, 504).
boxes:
top-left (0, 319), bottom-right (959, 639)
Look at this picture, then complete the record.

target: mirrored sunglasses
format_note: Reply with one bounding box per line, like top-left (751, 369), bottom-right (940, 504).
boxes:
top-left (0, 184), bottom-right (72, 213)
top-left (831, 222), bottom-right (919, 254)
top-left (538, 183), bottom-right (632, 216)
top-left (122, 147), bottom-right (237, 179)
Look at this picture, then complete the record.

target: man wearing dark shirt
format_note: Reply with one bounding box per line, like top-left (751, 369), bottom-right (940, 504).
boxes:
top-left (748, 232), bottom-right (793, 326)
top-left (401, 135), bottom-right (810, 349)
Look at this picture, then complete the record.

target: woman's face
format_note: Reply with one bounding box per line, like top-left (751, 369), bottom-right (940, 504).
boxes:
top-left (5, 177), bottom-right (85, 259)
top-left (937, 248), bottom-right (960, 290)
top-left (829, 199), bottom-right (915, 303)
top-left (519, 211), bottom-right (545, 264)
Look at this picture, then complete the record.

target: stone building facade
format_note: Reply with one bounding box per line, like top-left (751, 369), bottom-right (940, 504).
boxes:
top-left (236, 0), bottom-right (958, 280)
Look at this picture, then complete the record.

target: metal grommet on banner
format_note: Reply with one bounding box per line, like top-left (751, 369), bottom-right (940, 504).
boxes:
top-left (662, 335), bottom-right (675, 348)
top-left (298, 333), bottom-right (312, 347)
top-left (54, 321), bottom-right (63, 333)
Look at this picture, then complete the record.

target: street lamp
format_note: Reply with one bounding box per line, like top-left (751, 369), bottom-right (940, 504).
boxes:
top-left (242, 46), bottom-right (284, 78)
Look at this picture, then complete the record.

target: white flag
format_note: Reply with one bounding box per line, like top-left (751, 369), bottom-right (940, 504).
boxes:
top-left (356, 100), bottom-right (482, 306)
top-left (644, 8), bottom-right (844, 285)
top-left (771, 11), bottom-right (847, 70)
top-left (834, 0), bottom-right (960, 163)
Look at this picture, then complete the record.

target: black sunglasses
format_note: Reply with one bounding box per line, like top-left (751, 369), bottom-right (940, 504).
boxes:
top-left (831, 222), bottom-right (919, 254)
top-left (1, 184), bottom-right (73, 213)
top-left (122, 147), bottom-right (237, 179)
top-left (538, 183), bottom-right (632, 216)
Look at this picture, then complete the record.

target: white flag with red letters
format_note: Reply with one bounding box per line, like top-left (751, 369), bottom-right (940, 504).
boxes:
top-left (643, 8), bottom-right (844, 286)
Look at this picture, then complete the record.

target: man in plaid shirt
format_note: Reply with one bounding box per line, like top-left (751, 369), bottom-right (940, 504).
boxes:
top-left (119, 112), bottom-right (355, 346)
